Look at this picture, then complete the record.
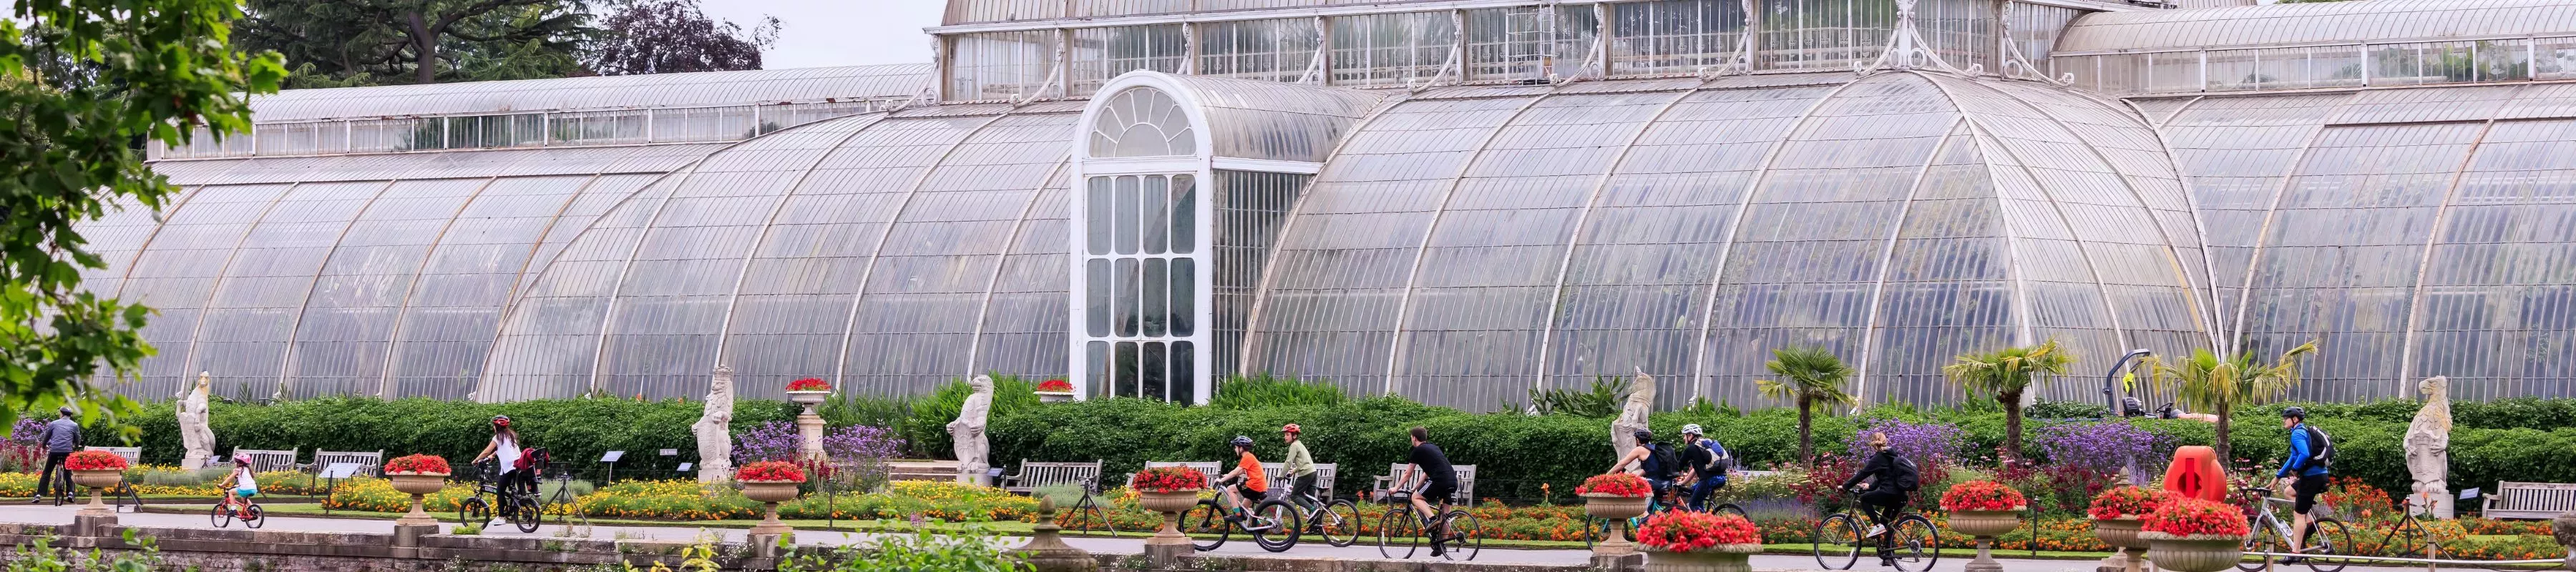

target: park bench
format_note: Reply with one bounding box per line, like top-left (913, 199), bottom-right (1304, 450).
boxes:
top-left (306, 450), bottom-right (385, 477)
top-left (1143, 461), bottom-right (1224, 488)
top-left (2482, 481), bottom-right (2576, 519)
top-left (1000, 460), bottom-right (1103, 495)
top-left (81, 446), bottom-right (141, 466)
top-left (1370, 463), bottom-right (1477, 505)
top-left (233, 448), bottom-right (301, 473)
top-left (1262, 462), bottom-right (1339, 497)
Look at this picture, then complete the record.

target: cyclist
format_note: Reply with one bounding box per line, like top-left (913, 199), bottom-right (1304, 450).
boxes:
top-left (471, 415), bottom-right (535, 498)
top-left (1839, 433), bottom-right (1916, 568)
top-left (1390, 426), bottom-right (1459, 558)
top-left (219, 453), bottom-right (260, 520)
top-left (30, 406), bottom-right (79, 503)
top-left (1216, 435), bottom-right (1270, 521)
top-left (1677, 424), bottom-right (1731, 512)
top-left (1282, 424), bottom-right (1318, 511)
top-left (1609, 429), bottom-right (1679, 507)
top-left (2278, 406), bottom-right (2329, 563)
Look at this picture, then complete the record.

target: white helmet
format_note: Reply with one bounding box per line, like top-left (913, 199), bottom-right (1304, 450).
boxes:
top-left (1681, 423), bottom-right (1704, 435)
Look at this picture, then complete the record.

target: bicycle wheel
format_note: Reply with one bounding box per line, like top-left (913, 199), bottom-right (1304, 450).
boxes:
top-left (2386, 517), bottom-right (2427, 558)
top-left (1377, 507), bottom-right (1423, 559)
top-left (243, 505), bottom-right (265, 529)
top-left (1317, 499), bottom-right (1362, 547)
top-left (1712, 503), bottom-right (1749, 520)
top-left (1185, 499), bottom-right (1231, 551)
top-left (210, 501), bottom-right (235, 528)
top-left (2239, 523), bottom-right (2283, 572)
top-left (1251, 499), bottom-right (1302, 552)
top-left (1888, 515), bottom-right (1940, 572)
top-left (510, 497), bottom-right (542, 533)
top-left (458, 496), bottom-right (491, 526)
top-left (1440, 509), bottom-right (1483, 561)
top-left (2302, 518), bottom-right (2352, 572)
top-left (1813, 513), bottom-right (1863, 571)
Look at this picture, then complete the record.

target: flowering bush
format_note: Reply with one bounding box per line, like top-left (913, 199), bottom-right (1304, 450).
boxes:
top-left (1036, 379), bottom-right (1074, 393)
top-left (1636, 511), bottom-right (1762, 553)
top-left (822, 425), bottom-right (904, 491)
top-left (1941, 480), bottom-right (2027, 512)
top-left (733, 420), bottom-right (802, 465)
top-left (1845, 419), bottom-right (1967, 468)
top-left (63, 450), bottom-right (127, 471)
top-left (2143, 498), bottom-right (2250, 537)
top-left (1576, 473), bottom-right (1651, 498)
top-left (736, 460), bottom-right (808, 483)
top-left (2320, 476), bottom-right (2397, 521)
top-left (1130, 466), bottom-right (1206, 493)
top-left (385, 454), bottom-right (451, 475)
top-left (787, 378), bottom-right (831, 392)
top-left (2031, 422), bottom-right (2165, 475)
top-left (2087, 485), bottom-right (2167, 520)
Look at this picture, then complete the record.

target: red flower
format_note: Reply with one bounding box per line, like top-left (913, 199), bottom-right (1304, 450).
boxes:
top-left (1129, 466), bottom-right (1207, 493)
top-left (1036, 379), bottom-right (1074, 393)
top-left (1636, 511), bottom-right (1761, 552)
top-left (1941, 480), bottom-right (2028, 512)
top-left (786, 378), bottom-right (831, 392)
top-left (736, 460), bottom-right (808, 483)
top-left (63, 450), bottom-right (127, 471)
top-left (386, 454), bottom-right (451, 475)
top-left (1576, 473), bottom-right (1651, 498)
top-left (2088, 485), bottom-right (2167, 520)
top-left (2143, 498), bottom-right (2251, 537)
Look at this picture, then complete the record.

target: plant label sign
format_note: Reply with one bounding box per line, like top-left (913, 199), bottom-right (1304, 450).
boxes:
top-left (677, 462), bottom-right (693, 473)
top-left (320, 463), bottom-right (361, 479)
top-left (600, 450), bottom-right (625, 463)
top-left (658, 449), bottom-right (678, 456)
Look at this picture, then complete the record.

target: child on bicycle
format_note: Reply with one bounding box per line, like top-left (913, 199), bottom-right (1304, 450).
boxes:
top-left (1217, 435), bottom-right (1269, 521)
top-left (220, 453), bottom-right (259, 519)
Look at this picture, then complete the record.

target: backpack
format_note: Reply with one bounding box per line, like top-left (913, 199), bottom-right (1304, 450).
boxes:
top-left (1891, 455), bottom-right (1922, 493)
top-left (1704, 440), bottom-right (1733, 474)
top-left (2299, 425), bottom-right (2335, 470)
top-left (1641, 443), bottom-right (1679, 480)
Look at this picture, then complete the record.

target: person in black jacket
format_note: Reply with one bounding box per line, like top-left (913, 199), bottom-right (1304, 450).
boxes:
top-left (1838, 433), bottom-right (1910, 566)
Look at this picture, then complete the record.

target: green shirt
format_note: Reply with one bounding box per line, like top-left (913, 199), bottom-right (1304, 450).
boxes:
top-left (1284, 439), bottom-right (1315, 477)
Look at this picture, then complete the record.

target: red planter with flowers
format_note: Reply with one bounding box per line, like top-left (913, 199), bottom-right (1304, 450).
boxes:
top-left (1035, 379), bottom-right (1075, 403)
top-left (1580, 473), bottom-right (1654, 555)
top-left (1131, 466), bottom-right (1207, 546)
top-left (64, 450), bottom-right (127, 516)
top-left (2142, 498), bottom-right (2253, 572)
top-left (1638, 511), bottom-right (1764, 572)
top-left (1942, 480), bottom-right (2029, 572)
top-left (736, 461), bottom-right (806, 536)
top-left (2090, 485), bottom-right (2168, 572)
top-left (385, 454), bottom-right (450, 526)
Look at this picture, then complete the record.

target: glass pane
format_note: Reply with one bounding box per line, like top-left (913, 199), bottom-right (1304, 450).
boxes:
top-left (1144, 174), bottom-right (1170, 254)
top-left (1086, 258), bottom-right (1111, 337)
top-left (1115, 175), bottom-right (1141, 255)
top-left (1087, 177), bottom-right (1112, 255)
top-left (1172, 340), bottom-right (1196, 404)
top-left (1171, 174), bottom-right (1197, 254)
top-left (1143, 341), bottom-right (1167, 402)
top-left (1070, 24), bottom-right (1189, 97)
top-left (1088, 341), bottom-right (1110, 398)
top-left (1115, 341), bottom-right (1139, 398)
top-left (1171, 257), bottom-right (1196, 337)
top-left (1143, 257), bottom-right (1169, 337)
top-left (1117, 257), bottom-right (1141, 337)
top-left (1088, 87), bottom-right (1199, 156)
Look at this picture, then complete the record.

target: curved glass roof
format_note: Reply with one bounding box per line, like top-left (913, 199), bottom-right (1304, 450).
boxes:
top-left (1241, 72), bottom-right (2215, 411)
top-left (247, 64), bottom-right (934, 122)
top-left (2058, 0), bottom-right (2576, 52)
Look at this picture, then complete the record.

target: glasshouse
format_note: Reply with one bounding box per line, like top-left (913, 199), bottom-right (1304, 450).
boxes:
top-left (98, 0), bottom-right (2576, 410)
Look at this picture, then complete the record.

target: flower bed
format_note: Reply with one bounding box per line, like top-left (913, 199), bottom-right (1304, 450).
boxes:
top-left (1636, 511), bottom-right (1762, 552)
top-left (1941, 480), bottom-right (2026, 512)
top-left (2143, 498), bottom-right (2249, 537)
top-left (1577, 473), bottom-right (1651, 498)
top-left (736, 460), bottom-right (806, 483)
top-left (788, 378), bottom-right (831, 392)
top-left (2087, 485), bottom-right (2165, 520)
top-left (64, 450), bottom-right (127, 471)
top-left (1129, 466), bottom-right (1204, 493)
top-left (386, 454), bottom-right (449, 474)
top-left (0, 468), bottom-right (340, 497)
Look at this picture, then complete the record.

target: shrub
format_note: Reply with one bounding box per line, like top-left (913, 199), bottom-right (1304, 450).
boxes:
top-left (2030, 422), bottom-right (2162, 475)
top-left (776, 525), bottom-right (1030, 572)
top-left (907, 375), bottom-right (1041, 458)
top-left (1941, 480), bottom-right (2026, 512)
top-left (1209, 374), bottom-right (1345, 410)
top-left (2143, 498), bottom-right (2249, 537)
top-left (125, 396), bottom-right (799, 473)
top-left (734, 421), bottom-right (803, 465)
top-left (1576, 473), bottom-right (1649, 497)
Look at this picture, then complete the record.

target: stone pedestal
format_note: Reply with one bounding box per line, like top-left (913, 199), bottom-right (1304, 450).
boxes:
top-left (2098, 547), bottom-right (2152, 572)
top-left (71, 513), bottom-right (117, 538)
top-left (1015, 499), bottom-right (1100, 572)
top-left (798, 413), bottom-right (826, 460)
top-left (1143, 543), bottom-right (1192, 568)
top-left (393, 523), bottom-right (439, 548)
top-left (1966, 538), bottom-right (2005, 572)
top-left (1591, 552), bottom-right (1644, 572)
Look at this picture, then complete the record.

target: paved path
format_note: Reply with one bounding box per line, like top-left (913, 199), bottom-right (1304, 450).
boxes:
top-left (0, 504), bottom-right (2454, 572)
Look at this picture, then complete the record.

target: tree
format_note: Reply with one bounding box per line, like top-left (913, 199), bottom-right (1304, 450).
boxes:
top-left (587, 0), bottom-right (776, 76)
top-left (2145, 342), bottom-right (2318, 464)
top-left (240, 0), bottom-right (588, 85)
top-left (0, 0), bottom-right (284, 429)
top-left (1755, 347), bottom-right (1856, 461)
top-left (1943, 340), bottom-right (2074, 460)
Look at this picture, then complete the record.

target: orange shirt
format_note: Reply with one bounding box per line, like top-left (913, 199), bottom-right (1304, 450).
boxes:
top-left (1239, 451), bottom-right (1269, 492)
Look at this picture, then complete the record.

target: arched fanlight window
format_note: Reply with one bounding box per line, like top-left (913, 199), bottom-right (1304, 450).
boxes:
top-left (1088, 87), bottom-right (1196, 157)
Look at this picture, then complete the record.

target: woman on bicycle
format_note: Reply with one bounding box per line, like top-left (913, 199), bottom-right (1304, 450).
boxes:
top-left (220, 453), bottom-right (259, 519)
top-left (1609, 429), bottom-right (1679, 507)
top-left (1217, 435), bottom-right (1270, 520)
top-left (471, 415), bottom-right (534, 496)
top-left (1840, 433), bottom-right (1915, 567)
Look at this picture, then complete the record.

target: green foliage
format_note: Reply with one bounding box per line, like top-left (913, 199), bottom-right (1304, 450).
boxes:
top-left (906, 375), bottom-right (1042, 459)
top-left (125, 396), bottom-right (797, 469)
top-left (1757, 347), bottom-right (1857, 460)
top-left (776, 525), bottom-right (1031, 572)
top-left (1945, 340), bottom-right (2074, 454)
top-left (2025, 400), bottom-right (2112, 420)
top-left (2145, 342), bottom-right (2318, 460)
top-left (0, 0), bottom-right (283, 438)
top-left (1514, 376), bottom-right (1626, 418)
top-left (452, 521), bottom-right (484, 535)
top-left (1208, 373), bottom-right (1346, 410)
top-left (240, 0), bottom-right (589, 85)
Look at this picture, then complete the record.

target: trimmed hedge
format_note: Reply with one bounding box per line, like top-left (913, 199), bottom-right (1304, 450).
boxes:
top-left (121, 397), bottom-right (799, 470)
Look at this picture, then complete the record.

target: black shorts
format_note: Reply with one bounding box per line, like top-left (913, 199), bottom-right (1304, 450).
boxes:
top-left (2291, 475), bottom-right (2327, 514)
top-left (1238, 484), bottom-right (1269, 503)
top-left (1422, 481), bottom-right (1458, 506)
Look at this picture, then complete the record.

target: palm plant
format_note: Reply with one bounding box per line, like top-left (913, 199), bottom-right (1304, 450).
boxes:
top-left (1943, 340), bottom-right (2074, 460)
top-left (1755, 347), bottom-right (1855, 461)
top-left (2145, 341), bottom-right (2319, 463)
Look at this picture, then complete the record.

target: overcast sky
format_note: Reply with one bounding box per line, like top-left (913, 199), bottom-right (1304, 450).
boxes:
top-left (701, 1), bottom-right (947, 69)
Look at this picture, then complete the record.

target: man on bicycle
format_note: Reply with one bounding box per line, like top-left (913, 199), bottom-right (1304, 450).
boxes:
top-left (1610, 429), bottom-right (1679, 506)
top-left (1840, 433), bottom-right (1915, 567)
top-left (1678, 424), bottom-right (1731, 511)
top-left (1390, 426), bottom-right (1460, 557)
top-left (1282, 424), bottom-right (1318, 511)
top-left (1218, 435), bottom-right (1270, 521)
top-left (2278, 407), bottom-right (2329, 562)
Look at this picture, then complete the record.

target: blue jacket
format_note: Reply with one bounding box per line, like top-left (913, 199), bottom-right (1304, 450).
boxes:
top-left (2280, 423), bottom-right (2328, 478)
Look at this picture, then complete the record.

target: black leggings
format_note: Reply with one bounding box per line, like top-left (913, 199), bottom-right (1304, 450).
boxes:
top-left (1863, 495), bottom-right (1906, 551)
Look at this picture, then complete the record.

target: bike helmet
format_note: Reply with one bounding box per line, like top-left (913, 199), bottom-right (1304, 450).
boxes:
top-left (233, 453), bottom-right (254, 466)
top-left (2280, 406), bottom-right (2306, 420)
top-left (1230, 435), bottom-right (1254, 448)
top-left (1281, 423), bottom-right (1301, 434)
top-left (1632, 429), bottom-right (1653, 442)
top-left (492, 415), bottom-right (512, 427)
top-left (1680, 423), bottom-right (1704, 435)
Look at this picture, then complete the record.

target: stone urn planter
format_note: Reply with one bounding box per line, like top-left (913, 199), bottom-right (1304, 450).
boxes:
top-left (1644, 545), bottom-right (1763, 572)
top-left (741, 480), bottom-right (802, 535)
top-left (1949, 508), bottom-right (2024, 572)
top-left (1586, 493), bottom-right (1652, 554)
top-left (2094, 517), bottom-right (2151, 572)
top-left (69, 470), bottom-right (124, 517)
top-left (2141, 531), bottom-right (2248, 572)
top-left (1138, 490), bottom-right (1203, 546)
top-left (785, 390), bottom-right (831, 414)
top-left (1036, 390), bottom-right (1075, 404)
top-left (386, 472), bottom-right (450, 526)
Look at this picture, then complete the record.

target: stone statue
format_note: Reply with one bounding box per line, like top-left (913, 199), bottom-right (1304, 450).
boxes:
top-left (2405, 375), bottom-right (2454, 518)
top-left (177, 372), bottom-right (215, 470)
top-left (694, 365), bottom-right (736, 483)
top-left (949, 375), bottom-right (995, 485)
top-left (1611, 368), bottom-right (1655, 464)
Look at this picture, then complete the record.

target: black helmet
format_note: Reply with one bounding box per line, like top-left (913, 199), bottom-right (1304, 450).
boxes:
top-left (2280, 406), bottom-right (2306, 420)
top-left (1632, 430), bottom-right (1653, 441)
top-left (1230, 435), bottom-right (1253, 448)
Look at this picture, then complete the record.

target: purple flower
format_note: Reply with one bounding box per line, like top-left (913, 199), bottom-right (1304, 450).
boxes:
top-left (2030, 422), bottom-right (2164, 475)
top-left (8, 419), bottom-right (41, 444)
top-left (733, 421), bottom-right (803, 465)
top-left (824, 425), bottom-right (903, 460)
top-left (1845, 420), bottom-right (1966, 465)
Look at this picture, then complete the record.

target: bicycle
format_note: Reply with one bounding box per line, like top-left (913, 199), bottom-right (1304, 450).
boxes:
top-left (1051, 473), bottom-right (1123, 537)
top-left (1812, 490), bottom-right (1940, 572)
top-left (1181, 476), bottom-right (1301, 553)
top-left (210, 491), bottom-right (264, 529)
top-left (457, 461), bottom-right (543, 533)
top-left (2236, 486), bottom-right (2351, 572)
top-left (1376, 488), bottom-right (1482, 561)
top-left (1281, 485), bottom-right (1364, 548)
